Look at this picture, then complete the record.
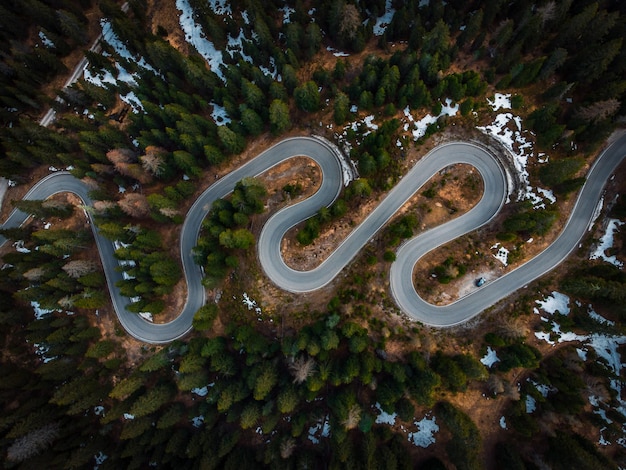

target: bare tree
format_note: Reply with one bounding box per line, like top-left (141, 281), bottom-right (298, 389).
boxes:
top-left (118, 193), bottom-right (150, 218)
top-left (92, 200), bottom-right (117, 214)
top-left (6, 423), bottom-right (60, 462)
top-left (58, 296), bottom-right (74, 309)
top-left (585, 376), bottom-right (610, 402)
top-left (504, 380), bottom-right (521, 401)
top-left (106, 148), bottom-right (135, 165)
top-left (23, 267), bottom-right (46, 281)
top-left (62, 260), bottom-right (98, 278)
top-left (341, 404), bottom-right (362, 430)
top-left (107, 149), bottom-right (151, 183)
top-left (537, 1), bottom-right (557, 25)
top-left (280, 437), bottom-right (296, 459)
top-left (80, 176), bottom-right (99, 190)
top-left (140, 146), bottom-right (167, 176)
top-left (288, 355), bottom-right (316, 384)
top-left (340, 4), bottom-right (361, 40)
top-left (117, 162), bottom-right (150, 183)
top-left (159, 207), bottom-right (181, 219)
top-left (576, 99), bottom-right (621, 124)
top-left (498, 316), bottom-right (529, 340)
top-left (487, 374), bottom-right (505, 396)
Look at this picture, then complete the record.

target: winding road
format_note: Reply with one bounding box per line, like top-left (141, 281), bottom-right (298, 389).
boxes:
top-left (1, 134), bottom-right (625, 342)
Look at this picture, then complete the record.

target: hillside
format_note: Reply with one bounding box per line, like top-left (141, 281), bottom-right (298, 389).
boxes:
top-left (1, 0), bottom-right (626, 468)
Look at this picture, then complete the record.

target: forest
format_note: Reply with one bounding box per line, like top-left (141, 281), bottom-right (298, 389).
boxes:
top-left (1, 0), bottom-right (626, 468)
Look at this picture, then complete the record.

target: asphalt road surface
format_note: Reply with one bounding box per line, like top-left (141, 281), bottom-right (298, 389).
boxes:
top-left (2, 135), bottom-right (625, 342)
top-left (392, 133), bottom-right (626, 326)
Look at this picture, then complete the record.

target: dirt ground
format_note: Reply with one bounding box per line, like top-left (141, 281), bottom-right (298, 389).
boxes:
top-left (6, 5), bottom-right (626, 463)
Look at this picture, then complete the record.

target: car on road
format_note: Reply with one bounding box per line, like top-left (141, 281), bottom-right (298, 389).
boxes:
top-left (475, 277), bottom-right (486, 287)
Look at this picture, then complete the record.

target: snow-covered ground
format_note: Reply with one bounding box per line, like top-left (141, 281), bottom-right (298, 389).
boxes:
top-left (373, 0), bottom-right (395, 36)
top-left (138, 312), bottom-right (153, 322)
top-left (373, 403), bottom-right (440, 447)
top-left (487, 93), bottom-right (511, 111)
top-left (31, 301), bottom-right (56, 320)
top-left (407, 415), bottom-right (439, 447)
top-left (191, 383), bottom-right (214, 397)
top-left (375, 402), bottom-right (397, 425)
top-left (480, 347), bottom-right (500, 368)
top-left (534, 291), bottom-right (570, 316)
top-left (326, 46), bottom-right (349, 57)
top-left (335, 114), bottom-right (383, 184)
top-left (177, 0), bottom-right (276, 84)
top-left (478, 93), bottom-right (553, 206)
top-left (403, 99), bottom-right (459, 141)
top-left (590, 219), bottom-right (624, 267)
top-left (83, 20), bottom-right (154, 112)
top-left (525, 395), bottom-right (536, 413)
top-left (176, 0), bottom-right (227, 81)
top-left (532, 290), bottom-right (626, 446)
top-left (307, 416), bottom-right (330, 444)
top-left (491, 243), bottom-right (510, 266)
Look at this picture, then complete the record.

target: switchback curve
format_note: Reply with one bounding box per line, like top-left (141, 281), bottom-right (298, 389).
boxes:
top-left (1, 135), bottom-right (625, 341)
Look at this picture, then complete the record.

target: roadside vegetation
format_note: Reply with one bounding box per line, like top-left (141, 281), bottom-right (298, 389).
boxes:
top-left (1, 0), bottom-right (625, 468)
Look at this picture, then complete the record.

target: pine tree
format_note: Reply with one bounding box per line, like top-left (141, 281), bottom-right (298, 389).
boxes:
top-left (156, 403), bottom-right (185, 429)
top-left (294, 81), bottom-right (320, 112)
top-left (268, 99), bottom-right (290, 134)
top-left (217, 126), bottom-right (245, 154)
top-left (129, 384), bottom-right (174, 418)
top-left (277, 386), bottom-right (299, 413)
top-left (109, 375), bottom-right (145, 400)
top-left (253, 364), bottom-right (278, 400)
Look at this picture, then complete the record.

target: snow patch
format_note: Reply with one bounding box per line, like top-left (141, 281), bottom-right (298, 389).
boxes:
top-left (191, 415), bottom-right (204, 428)
top-left (38, 30), bottom-right (55, 48)
top-left (176, 0), bottom-right (226, 81)
top-left (192, 386), bottom-right (209, 397)
top-left (139, 312), bottom-right (153, 322)
top-left (590, 219), bottom-right (624, 267)
top-left (211, 103), bottom-right (231, 125)
top-left (480, 347), bottom-right (500, 368)
top-left (100, 20), bottom-right (154, 72)
top-left (403, 99), bottom-right (458, 141)
top-left (589, 197), bottom-right (604, 231)
top-left (375, 402), bottom-right (397, 425)
top-left (326, 46), bottom-right (349, 57)
top-left (407, 415), bottom-right (439, 448)
top-left (535, 291), bottom-right (570, 315)
top-left (492, 244), bottom-right (509, 266)
top-left (280, 5), bottom-right (295, 23)
top-left (487, 93), bottom-right (511, 111)
top-left (534, 331), bottom-right (555, 345)
top-left (94, 451), bottom-right (108, 468)
top-left (588, 306), bottom-right (615, 326)
top-left (373, 0), bottom-right (395, 36)
top-left (526, 395), bottom-right (536, 413)
top-left (31, 301), bottom-right (55, 320)
top-left (477, 103), bottom-right (549, 205)
top-left (307, 416), bottom-right (330, 444)
top-left (207, 0), bottom-right (231, 16)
